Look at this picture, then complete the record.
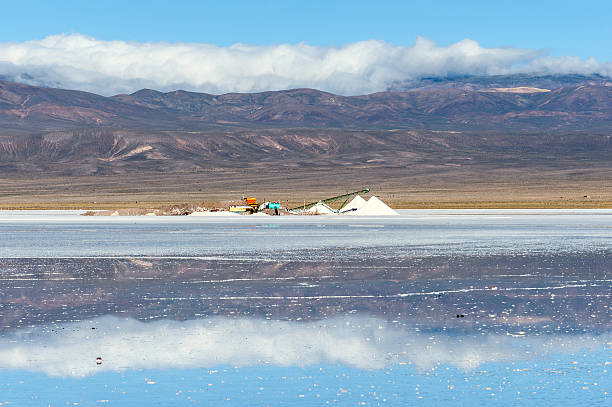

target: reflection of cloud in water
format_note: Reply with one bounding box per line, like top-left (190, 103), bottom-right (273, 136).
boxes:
top-left (1, 316), bottom-right (609, 377)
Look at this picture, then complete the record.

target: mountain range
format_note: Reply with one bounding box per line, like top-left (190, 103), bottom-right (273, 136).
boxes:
top-left (0, 74), bottom-right (611, 183)
top-left (2, 74), bottom-right (612, 131)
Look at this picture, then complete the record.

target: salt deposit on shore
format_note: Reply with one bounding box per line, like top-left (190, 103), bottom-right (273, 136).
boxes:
top-left (305, 195), bottom-right (398, 216)
top-left (80, 195), bottom-right (398, 217)
top-left (187, 211), bottom-right (239, 216)
top-left (339, 195), bottom-right (367, 213)
top-left (308, 202), bottom-right (336, 215)
top-left (345, 196), bottom-right (399, 216)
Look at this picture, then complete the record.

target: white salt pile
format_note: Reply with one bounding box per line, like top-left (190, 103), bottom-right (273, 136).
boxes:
top-left (351, 196), bottom-right (399, 216)
top-left (308, 202), bottom-right (336, 215)
top-left (339, 195), bottom-right (366, 213)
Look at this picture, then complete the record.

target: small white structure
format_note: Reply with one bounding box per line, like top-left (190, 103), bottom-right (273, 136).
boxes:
top-left (339, 195), bottom-right (367, 213)
top-left (308, 202), bottom-right (336, 215)
top-left (352, 196), bottom-right (399, 216)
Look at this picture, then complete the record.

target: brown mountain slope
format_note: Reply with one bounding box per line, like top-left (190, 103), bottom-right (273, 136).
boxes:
top-left (2, 79), bottom-right (612, 131)
top-left (112, 85), bottom-right (612, 129)
top-left (1, 127), bottom-right (610, 177)
top-left (0, 81), bottom-right (172, 130)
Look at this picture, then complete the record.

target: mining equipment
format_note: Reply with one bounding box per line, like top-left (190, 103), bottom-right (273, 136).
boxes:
top-left (229, 197), bottom-right (281, 215)
top-left (289, 188), bottom-right (371, 212)
top-left (262, 201), bottom-right (281, 215)
top-left (229, 196), bottom-right (259, 214)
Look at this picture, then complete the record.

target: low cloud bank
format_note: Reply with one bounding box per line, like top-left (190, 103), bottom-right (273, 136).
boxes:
top-left (1, 34), bottom-right (611, 96)
top-left (0, 315), bottom-right (608, 377)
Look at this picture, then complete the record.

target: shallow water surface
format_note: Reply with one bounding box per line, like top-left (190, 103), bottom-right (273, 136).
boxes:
top-left (0, 210), bottom-right (610, 405)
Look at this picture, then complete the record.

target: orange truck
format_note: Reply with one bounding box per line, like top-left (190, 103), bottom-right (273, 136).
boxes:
top-left (229, 197), bottom-right (260, 214)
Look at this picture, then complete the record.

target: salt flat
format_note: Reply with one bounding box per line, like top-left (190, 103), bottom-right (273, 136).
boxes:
top-left (1, 209), bottom-right (612, 258)
top-left (0, 210), bottom-right (610, 405)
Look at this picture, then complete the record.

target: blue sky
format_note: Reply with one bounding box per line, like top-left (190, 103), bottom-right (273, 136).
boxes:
top-left (1, 0), bottom-right (610, 60)
top-left (0, 1), bottom-right (610, 95)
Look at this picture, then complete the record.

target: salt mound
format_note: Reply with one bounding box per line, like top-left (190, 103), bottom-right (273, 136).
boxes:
top-left (308, 202), bottom-right (336, 215)
top-left (353, 196), bottom-right (399, 216)
top-left (340, 195), bottom-right (366, 213)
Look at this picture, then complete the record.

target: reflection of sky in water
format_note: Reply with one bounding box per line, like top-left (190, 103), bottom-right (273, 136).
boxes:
top-left (0, 210), bottom-right (610, 405)
top-left (0, 360), bottom-right (609, 405)
top-left (0, 316), bottom-right (610, 405)
top-left (2, 315), bottom-right (610, 377)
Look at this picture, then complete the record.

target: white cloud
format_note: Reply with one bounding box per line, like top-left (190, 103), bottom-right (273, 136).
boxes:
top-left (0, 315), bottom-right (607, 377)
top-left (0, 34), bottom-right (611, 96)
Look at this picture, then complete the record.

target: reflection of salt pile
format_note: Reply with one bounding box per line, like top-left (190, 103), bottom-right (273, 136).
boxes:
top-left (349, 196), bottom-right (399, 216)
top-left (308, 202), bottom-right (336, 215)
top-left (339, 195), bottom-right (366, 213)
